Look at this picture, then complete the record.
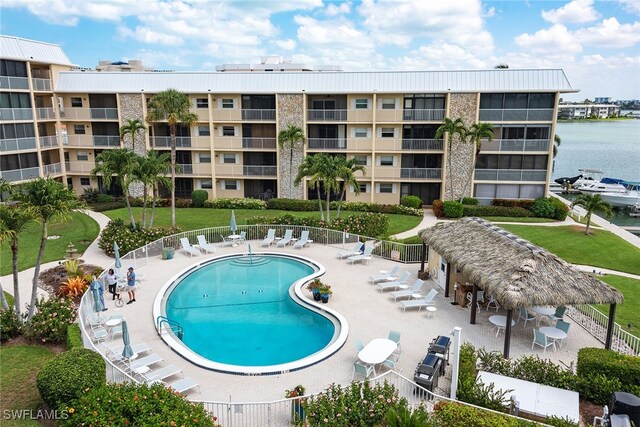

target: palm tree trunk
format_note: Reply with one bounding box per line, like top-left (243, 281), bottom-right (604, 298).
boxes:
top-left (11, 239), bottom-right (21, 318)
top-left (337, 188), bottom-right (347, 219)
top-left (585, 214), bottom-right (592, 235)
top-left (150, 185), bottom-right (157, 227)
top-left (170, 125), bottom-right (177, 227)
top-left (316, 185), bottom-right (324, 221)
top-left (326, 191), bottom-right (331, 223)
top-left (123, 186), bottom-right (136, 230)
top-left (142, 185), bottom-right (148, 228)
top-left (289, 145), bottom-right (293, 198)
top-left (27, 222), bottom-right (48, 321)
top-left (447, 139), bottom-right (454, 200)
top-left (0, 287), bottom-right (8, 311)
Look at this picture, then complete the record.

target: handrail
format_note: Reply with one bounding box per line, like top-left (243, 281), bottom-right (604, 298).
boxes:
top-left (156, 315), bottom-right (184, 340)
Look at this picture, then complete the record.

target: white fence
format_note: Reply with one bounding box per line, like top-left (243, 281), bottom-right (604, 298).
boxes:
top-left (568, 305), bottom-right (640, 356)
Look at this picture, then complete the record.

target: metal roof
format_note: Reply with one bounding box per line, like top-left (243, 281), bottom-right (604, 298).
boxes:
top-left (1, 35), bottom-right (75, 66)
top-left (55, 68), bottom-right (577, 94)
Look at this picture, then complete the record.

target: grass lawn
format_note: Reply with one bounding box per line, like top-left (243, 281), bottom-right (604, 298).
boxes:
top-left (594, 275), bottom-right (640, 337)
top-left (102, 207), bottom-right (422, 237)
top-left (481, 217), bottom-right (557, 223)
top-left (0, 345), bottom-right (56, 427)
top-left (500, 225), bottom-right (640, 275)
top-left (0, 212), bottom-right (100, 276)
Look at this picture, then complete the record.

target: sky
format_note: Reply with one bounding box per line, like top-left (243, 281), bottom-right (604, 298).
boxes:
top-left (1, 0), bottom-right (639, 101)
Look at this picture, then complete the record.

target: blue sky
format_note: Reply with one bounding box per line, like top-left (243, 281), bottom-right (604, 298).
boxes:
top-left (2, 0), bottom-right (639, 101)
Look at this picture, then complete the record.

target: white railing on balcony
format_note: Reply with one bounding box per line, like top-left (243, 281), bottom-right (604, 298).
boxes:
top-left (0, 108), bottom-right (33, 121)
top-left (90, 108), bottom-right (119, 120)
top-left (39, 135), bottom-right (59, 149)
top-left (65, 161), bottom-right (96, 174)
top-left (402, 138), bottom-right (444, 150)
top-left (402, 109), bottom-right (446, 121)
top-left (242, 137), bottom-right (277, 149)
top-left (474, 169), bottom-right (547, 181)
top-left (0, 76), bottom-right (29, 90)
top-left (0, 166), bottom-right (40, 182)
top-left (480, 139), bottom-right (550, 152)
top-left (307, 109), bottom-right (347, 121)
top-left (479, 109), bottom-right (554, 122)
top-left (0, 137), bottom-right (37, 152)
top-left (151, 136), bottom-right (192, 148)
top-left (93, 135), bottom-right (121, 147)
top-left (175, 163), bottom-right (193, 174)
top-left (241, 109), bottom-right (276, 121)
top-left (31, 78), bottom-right (52, 91)
top-left (400, 168), bottom-right (442, 179)
top-left (36, 107), bottom-right (56, 120)
top-left (43, 162), bottom-right (62, 175)
top-left (244, 165), bottom-right (277, 176)
top-left (568, 305), bottom-right (639, 356)
top-left (307, 138), bottom-right (347, 150)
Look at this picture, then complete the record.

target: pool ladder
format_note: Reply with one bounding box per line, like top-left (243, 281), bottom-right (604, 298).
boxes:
top-left (156, 316), bottom-right (184, 341)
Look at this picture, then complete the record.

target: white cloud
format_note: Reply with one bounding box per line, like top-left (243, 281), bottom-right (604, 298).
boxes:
top-left (294, 15), bottom-right (374, 50)
top-left (574, 18), bottom-right (640, 48)
top-left (273, 39), bottom-right (296, 51)
top-left (117, 26), bottom-right (183, 46)
top-left (617, 0), bottom-right (640, 15)
top-left (541, 0), bottom-right (600, 24)
top-left (515, 24), bottom-right (583, 55)
top-left (325, 2), bottom-right (351, 16)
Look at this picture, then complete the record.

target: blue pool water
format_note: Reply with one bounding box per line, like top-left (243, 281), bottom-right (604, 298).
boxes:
top-left (165, 255), bottom-right (335, 367)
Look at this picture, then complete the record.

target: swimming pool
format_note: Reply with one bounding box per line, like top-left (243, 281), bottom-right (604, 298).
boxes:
top-left (153, 253), bottom-right (348, 374)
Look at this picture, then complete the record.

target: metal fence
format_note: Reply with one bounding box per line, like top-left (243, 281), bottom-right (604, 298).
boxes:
top-left (568, 305), bottom-right (640, 356)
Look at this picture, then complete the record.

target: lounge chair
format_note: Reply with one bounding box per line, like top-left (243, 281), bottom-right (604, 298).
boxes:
top-left (337, 242), bottom-right (363, 259)
top-left (399, 289), bottom-right (438, 311)
top-left (128, 353), bottom-right (163, 371)
top-left (220, 234), bottom-right (234, 247)
top-left (368, 265), bottom-right (400, 284)
top-left (293, 230), bottom-right (310, 249)
top-left (238, 231), bottom-right (246, 243)
top-left (89, 323), bottom-right (108, 342)
top-left (389, 279), bottom-right (427, 301)
top-left (260, 229), bottom-right (276, 247)
top-left (346, 245), bottom-right (373, 264)
top-left (165, 377), bottom-right (200, 394)
top-left (276, 229), bottom-right (293, 247)
top-left (377, 271), bottom-right (411, 292)
top-left (196, 235), bottom-right (216, 254)
top-left (180, 238), bottom-right (200, 257)
top-left (553, 320), bottom-right (571, 348)
top-left (142, 364), bottom-right (183, 383)
top-left (86, 312), bottom-right (105, 327)
top-left (104, 342), bottom-right (151, 362)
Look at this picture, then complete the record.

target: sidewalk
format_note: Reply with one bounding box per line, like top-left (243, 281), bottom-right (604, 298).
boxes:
top-left (392, 209), bottom-right (439, 239)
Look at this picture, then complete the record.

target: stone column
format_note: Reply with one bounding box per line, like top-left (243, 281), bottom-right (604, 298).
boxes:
top-left (118, 93), bottom-right (146, 196)
top-left (277, 94), bottom-right (305, 199)
top-left (444, 93), bottom-right (478, 201)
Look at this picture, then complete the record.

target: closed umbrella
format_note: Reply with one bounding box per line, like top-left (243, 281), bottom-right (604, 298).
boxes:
top-left (114, 242), bottom-right (122, 275)
top-left (230, 210), bottom-right (237, 234)
top-left (121, 320), bottom-right (133, 359)
top-left (90, 278), bottom-right (104, 312)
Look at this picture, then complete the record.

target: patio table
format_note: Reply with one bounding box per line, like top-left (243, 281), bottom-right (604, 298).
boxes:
top-left (489, 315), bottom-right (515, 337)
top-left (358, 338), bottom-right (397, 375)
top-left (228, 234), bottom-right (241, 246)
top-left (539, 326), bottom-right (567, 350)
top-left (531, 306), bottom-right (555, 316)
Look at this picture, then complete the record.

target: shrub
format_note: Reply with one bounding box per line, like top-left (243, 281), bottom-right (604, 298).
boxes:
top-left (431, 401), bottom-right (537, 427)
top-left (549, 197), bottom-right (569, 220)
top-left (577, 348), bottom-right (640, 399)
top-left (80, 188), bottom-right (101, 203)
top-left (61, 382), bottom-right (219, 427)
top-left (95, 193), bottom-right (113, 203)
top-left (432, 199), bottom-right (444, 218)
top-left (461, 197), bottom-right (479, 206)
top-left (37, 348), bottom-right (106, 411)
top-left (98, 219), bottom-right (181, 256)
top-left (0, 307), bottom-right (22, 341)
top-left (443, 201), bottom-right (464, 218)
top-left (463, 205), bottom-right (531, 218)
top-left (24, 297), bottom-right (76, 344)
top-left (191, 190), bottom-right (209, 208)
top-left (246, 213), bottom-right (389, 237)
top-left (66, 324), bottom-right (83, 350)
top-left (59, 277), bottom-right (89, 299)
top-left (175, 198), bottom-right (191, 208)
top-left (492, 199), bottom-right (535, 210)
top-left (205, 197), bottom-right (266, 210)
top-left (89, 200), bottom-right (126, 212)
top-left (266, 198), bottom-right (321, 211)
top-left (329, 201), bottom-right (422, 216)
top-left (400, 195), bottom-right (423, 209)
top-left (575, 374), bottom-right (622, 406)
top-left (531, 197), bottom-right (555, 218)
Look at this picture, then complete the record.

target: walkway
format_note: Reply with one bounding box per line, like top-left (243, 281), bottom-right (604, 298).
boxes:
top-left (392, 209), bottom-right (439, 239)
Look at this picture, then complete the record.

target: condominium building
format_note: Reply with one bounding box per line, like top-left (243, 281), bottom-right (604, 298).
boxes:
top-left (557, 103), bottom-right (620, 119)
top-left (1, 35), bottom-right (578, 204)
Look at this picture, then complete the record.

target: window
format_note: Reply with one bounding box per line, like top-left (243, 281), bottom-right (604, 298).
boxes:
top-left (221, 99), bottom-right (234, 109)
top-left (353, 127), bottom-right (367, 138)
top-left (380, 155), bottom-right (394, 166)
top-left (379, 183), bottom-right (393, 193)
top-left (80, 177), bottom-right (90, 186)
top-left (381, 128), bottom-right (395, 138)
top-left (71, 97), bottom-right (82, 107)
top-left (222, 126), bottom-right (235, 136)
top-left (200, 179), bottom-right (213, 189)
top-left (224, 180), bottom-right (238, 190)
top-left (198, 153), bottom-right (211, 163)
top-left (76, 151), bottom-right (88, 161)
top-left (198, 125), bottom-right (210, 136)
top-left (222, 153), bottom-right (236, 164)
top-left (353, 155), bottom-right (368, 166)
top-left (381, 98), bottom-right (396, 109)
top-left (358, 183), bottom-right (368, 193)
top-left (355, 98), bottom-right (368, 109)
top-left (73, 125), bottom-right (85, 135)
top-left (196, 98), bottom-right (208, 108)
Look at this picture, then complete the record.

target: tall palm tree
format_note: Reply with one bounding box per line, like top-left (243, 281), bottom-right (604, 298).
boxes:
top-left (459, 121), bottom-right (494, 201)
top-left (146, 89), bottom-right (198, 227)
top-left (436, 117), bottom-right (468, 200)
top-left (335, 157), bottom-right (365, 218)
top-left (278, 124), bottom-right (306, 198)
top-left (12, 178), bottom-right (81, 321)
top-left (319, 155), bottom-right (344, 222)
top-left (91, 148), bottom-right (139, 229)
top-left (571, 193), bottom-right (612, 235)
top-left (119, 119), bottom-right (146, 153)
top-left (134, 150), bottom-right (171, 227)
top-left (295, 154), bottom-right (327, 221)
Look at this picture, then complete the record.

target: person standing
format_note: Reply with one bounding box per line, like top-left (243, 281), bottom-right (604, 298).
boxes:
top-left (126, 267), bottom-right (137, 304)
top-left (105, 268), bottom-right (119, 300)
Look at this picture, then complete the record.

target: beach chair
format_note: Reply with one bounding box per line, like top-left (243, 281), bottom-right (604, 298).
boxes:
top-left (346, 245), bottom-right (373, 264)
top-left (104, 342), bottom-right (151, 362)
top-left (276, 229), bottom-right (293, 247)
top-left (466, 290), bottom-right (485, 309)
top-left (128, 353), bottom-right (163, 372)
top-left (399, 290), bottom-right (438, 311)
top-left (196, 235), bottom-right (216, 254)
top-left (377, 271), bottom-right (411, 292)
top-left (180, 238), bottom-right (200, 257)
top-left (220, 235), bottom-right (234, 247)
top-left (142, 364), bottom-right (183, 383)
top-left (368, 265), bottom-right (400, 284)
top-left (166, 377), bottom-right (200, 394)
top-left (89, 322), bottom-right (108, 343)
top-left (293, 230), bottom-right (310, 249)
top-left (337, 242), bottom-right (363, 259)
top-left (260, 229), bottom-right (276, 247)
top-left (486, 294), bottom-right (500, 311)
top-left (389, 279), bottom-right (427, 301)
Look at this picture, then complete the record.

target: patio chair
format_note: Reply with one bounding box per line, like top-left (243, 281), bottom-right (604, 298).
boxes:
top-left (238, 231), bottom-right (246, 243)
top-left (554, 320), bottom-right (571, 348)
top-left (486, 294), bottom-right (500, 312)
top-left (260, 229), bottom-right (276, 247)
top-left (399, 290), bottom-right (438, 311)
top-left (180, 238), bottom-right (200, 257)
top-left (89, 323), bottom-right (108, 343)
top-left (368, 265), bottom-right (400, 284)
top-left (465, 290), bottom-right (485, 309)
top-left (546, 306), bottom-right (566, 323)
top-left (109, 323), bottom-right (123, 340)
top-left (518, 307), bottom-right (536, 327)
top-left (532, 329), bottom-right (555, 354)
top-left (220, 234), bottom-right (234, 247)
top-left (104, 342), bottom-right (151, 362)
top-left (355, 339), bottom-right (364, 352)
top-left (337, 242), bottom-right (363, 259)
top-left (142, 364), bottom-right (183, 383)
top-left (86, 312), bottom-right (106, 327)
top-left (388, 330), bottom-right (402, 355)
top-left (165, 377), bottom-right (200, 395)
top-left (353, 361), bottom-right (374, 380)
top-left (276, 229), bottom-right (293, 247)
top-left (382, 356), bottom-right (398, 371)
top-left (196, 235), bottom-right (216, 254)
top-left (293, 230), bottom-right (310, 249)
top-left (346, 245), bottom-right (373, 264)
top-left (389, 279), bottom-right (426, 301)
top-left (377, 271), bottom-right (411, 292)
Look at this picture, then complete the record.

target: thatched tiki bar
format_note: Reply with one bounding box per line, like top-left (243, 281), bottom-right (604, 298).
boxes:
top-left (419, 217), bottom-right (624, 358)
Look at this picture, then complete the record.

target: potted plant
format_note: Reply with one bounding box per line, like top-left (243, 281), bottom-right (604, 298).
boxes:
top-left (319, 284), bottom-right (332, 303)
top-left (285, 385), bottom-right (306, 423)
top-left (306, 279), bottom-right (322, 301)
top-left (162, 247), bottom-right (175, 260)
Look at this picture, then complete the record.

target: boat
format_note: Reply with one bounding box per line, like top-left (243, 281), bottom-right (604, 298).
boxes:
top-left (600, 189), bottom-right (640, 208)
top-left (577, 177), bottom-right (629, 194)
top-left (630, 204), bottom-right (640, 217)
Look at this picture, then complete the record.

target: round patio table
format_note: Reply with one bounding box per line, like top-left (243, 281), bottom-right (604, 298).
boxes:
top-left (489, 315), bottom-right (515, 337)
top-left (358, 338), bottom-right (397, 375)
top-left (531, 306), bottom-right (555, 316)
top-left (539, 326), bottom-right (567, 341)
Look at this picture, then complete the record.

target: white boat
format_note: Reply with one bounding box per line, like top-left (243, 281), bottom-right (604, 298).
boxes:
top-left (600, 190), bottom-right (640, 208)
top-left (572, 169), bottom-right (603, 188)
top-left (578, 178), bottom-right (628, 194)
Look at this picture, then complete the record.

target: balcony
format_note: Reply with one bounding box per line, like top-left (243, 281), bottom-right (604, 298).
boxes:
top-left (243, 165), bottom-right (277, 176)
top-left (211, 109), bottom-right (242, 122)
top-left (307, 110), bottom-right (347, 121)
top-left (43, 162), bottom-right (62, 176)
top-left (474, 169), bottom-right (548, 181)
top-left (36, 107), bottom-right (56, 120)
top-left (60, 108), bottom-right (118, 120)
top-left (175, 163), bottom-right (211, 176)
top-left (39, 135), bottom-right (59, 149)
top-left (480, 139), bottom-right (550, 152)
top-left (150, 136), bottom-right (192, 148)
top-left (479, 109), bottom-right (554, 122)
top-left (191, 136), bottom-right (211, 149)
top-left (0, 108), bottom-right (33, 121)
top-left (90, 108), bottom-right (118, 120)
top-left (93, 135), bottom-right (121, 147)
top-left (0, 76), bottom-right (29, 90)
top-left (346, 110), bottom-right (373, 123)
top-left (373, 138), bottom-right (444, 151)
top-left (31, 78), bottom-right (52, 91)
top-left (242, 137), bottom-right (276, 149)
top-left (376, 167), bottom-right (442, 180)
top-left (241, 109), bottom-right (276, 121)
top-left (65, 161), bottom-right (96, 174)
top-left (1, 167), bottom-right (40, 182)
top-left (307, 138), bottom-right (347, 150)
top-left (1, 137), bottom-right (37, 152)
top-left (402, 109), bottom-right (446, 121)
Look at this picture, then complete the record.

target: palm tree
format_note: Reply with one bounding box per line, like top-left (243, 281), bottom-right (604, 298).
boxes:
top-left (119, 119), bottom-right (146, 153)
top-left (278, 124), bottom-right (306, 198)
top-left (319, 155), bottom-right (343, 222)
top-left (295, 154), bottom-right (327, 221)
top-left (146, 89), bottom-right (198, 227)
top-left (553, 133), bottom-right (562, 158)
top-left (134, 150), bottom-right (171, 227)
top-left (12, 178), bottom-right (81, 321)
top-left (436, 117), bottom-right (468, 200)
top-left (571, 193), bottom-right (612, 235)
top-left (91, 148), bottom-right (139, 229)
top-left (459, 121), bottom-right (494, 201)
top-left (335, 157), bottom-right (365, 218)
top-left (385, 406), bottom-right (430, 427)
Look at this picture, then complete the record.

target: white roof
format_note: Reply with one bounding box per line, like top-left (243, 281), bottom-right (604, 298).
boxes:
top-left (55, 69), bottom-right (577, 94)
top-left (1, 35), bottom-right (74, 66)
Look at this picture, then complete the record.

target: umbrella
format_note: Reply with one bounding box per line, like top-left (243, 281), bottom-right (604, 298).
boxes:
top-left (90, 278), bottom-right (104, 312)
top-left (121, 320), bottom-right (133, 359)
top-left (230, 210), bottom-right (237, 234)
top-left (113, 242), bottom-right (122, 275)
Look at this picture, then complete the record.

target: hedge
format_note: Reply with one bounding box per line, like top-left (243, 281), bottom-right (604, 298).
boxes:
top-left (266, 198), bottom-right (323, 211)
top-left (461, 197), bottom-right (479, 206)
top-left (332, 201), bottom-right (422, 216)
top-left (66, 324), bottom-right (83, 350)
top-left (400, 195), bottom-right (423, 209)
top-left (98, 218), bottom-right (181, 256)
top-left (443, 201), bottom-right (464, 218)
top-left (205, 197), bottom-right (266, 209)
top-left (191, 190), bottom-right (208, 208)
top-left (431, 402), bottom-right (538, 427)
top-left (89, 200), bottom-right (126, 212)
top-left (492, 199), bottom-right (535, 210)
top-left (531, 197), bottom-right (555, 218)
top-left (247, 212), bottom-right (390, 237)
top-left (577, 348), bottom-right (640, 396)
top-left (463, 205), bottom-right (531, 218)
top-left (24, 297), bottom-right (76, 344)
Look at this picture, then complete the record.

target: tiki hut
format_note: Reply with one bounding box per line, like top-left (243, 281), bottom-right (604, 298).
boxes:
top-left (419, 217), bottom-right (624, 357)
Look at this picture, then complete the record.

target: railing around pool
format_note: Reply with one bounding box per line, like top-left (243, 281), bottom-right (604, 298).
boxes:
top-left (568, 305), bottom-right (639, 356)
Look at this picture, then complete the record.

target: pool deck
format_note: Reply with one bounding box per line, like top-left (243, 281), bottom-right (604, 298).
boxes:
top-left (95, 240), bottom-right (601, 402)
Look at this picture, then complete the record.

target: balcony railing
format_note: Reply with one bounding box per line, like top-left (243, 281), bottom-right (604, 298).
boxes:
top-left (65, 161), bottom-right (96, 174)
top-left (0, 137), bottom-right (37, 152)
top-left (39, 135), bottom-right (59, 149)
top-left (176, 164), bottom-right (193, 175)
top-left (402, 109), bottom-right (445, 121)
top-left (307, 138), bottom-right (347, 150)
top-left (241, 109), bottom-right (276, 121)
top-left (43, 162), bottom-right (62, 176)
top-left (400, 168), bottom-right (442, 179)
top-left (90, 108), bottom-right (119, 120)
top-left (150, 136), bottom-right (192, 148)
top-left (401, 138), bottom-right (444, 150)
top-left (243, 165), bottom-right (277, 176)
top-left (36, 107), bottom-right (56, 120)
top-left (474, 169), bottom-right (548, 181)
top-left (0, 76), bottom-right (29, 90)
top-left (242, 137), bottom-right (276, 149)
top-left (480, 138), bottom-right (550, 152)
top-left (0, 108), bottom-right (33, 121)
top-left (307, 109), bottom-right (347, 121)
top-left (479, 109), bottom-right (554, 122)
top-left (93, 135), bottom-right (121, 147)
top-left (31, 78), bottom-right (52, 91)
top-left (1, 166), bottom-right (40, 182)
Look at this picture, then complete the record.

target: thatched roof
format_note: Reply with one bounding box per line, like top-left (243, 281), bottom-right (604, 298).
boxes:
top-left (419, 218), bottom-right (624, 309)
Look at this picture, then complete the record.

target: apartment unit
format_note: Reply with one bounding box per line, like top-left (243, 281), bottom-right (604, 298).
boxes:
top-left (557, 103), bottom-right (620, 119)
top-left (1, 36), bottom-right (578, 205)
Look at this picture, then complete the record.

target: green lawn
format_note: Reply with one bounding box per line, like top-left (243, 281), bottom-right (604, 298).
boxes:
top-left (0, 211), bottom-right (100, 276)
top-left (500, 225), bottom-right (640, 275)
top-left (0, 345), bottom-right (56, 427)
top-left (595, 275), bottom-right (640, 337)
top-left (481, 217), bottom-right (557, 223)
top-left (103, 207), bottom-right (422, 236)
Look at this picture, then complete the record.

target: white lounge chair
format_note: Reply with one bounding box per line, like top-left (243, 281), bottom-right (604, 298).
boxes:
top-left (128, 353), bottom-right (163, 371)
top-left (377, 271), bottom-right (411, 292)
top-left (346, 245), bottom-right (373, 264)
top-left (276, 229), bottom-right (293, 247)
top-left (389, 279), bottom-right (426, 301)
top-left (293, 230), bottom-right (310, 249)
top-left (399, 289), bottom-right (438, 311)
top-left (166, 377), bottom-right (200, 394)
top-left (143, 364), bottom-right (183, 383)
top-left (260, 229), bottom-right (276, 247)
top-left (104, 342), bottom-right (151, 362)
top-left (180, 238), bottom-right (200, 257)
top-left (369, 265), bottom-right (400, 284)
top-left (89, 322), bottom-right (108, 342)
top-left (196, 235), bottom-right (216, 254)
top-left (337, 242), bottom-right (363, 259)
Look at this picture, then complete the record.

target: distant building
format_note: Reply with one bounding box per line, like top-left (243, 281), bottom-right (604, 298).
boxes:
top-left (594, 97), bottom-right (612, 104)
top-left (216, 56), bottom-right (342, 72)
top-left (94, 60), bottom-right (153, 72)
top-left (557, 104), bottom-right (620, 119)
